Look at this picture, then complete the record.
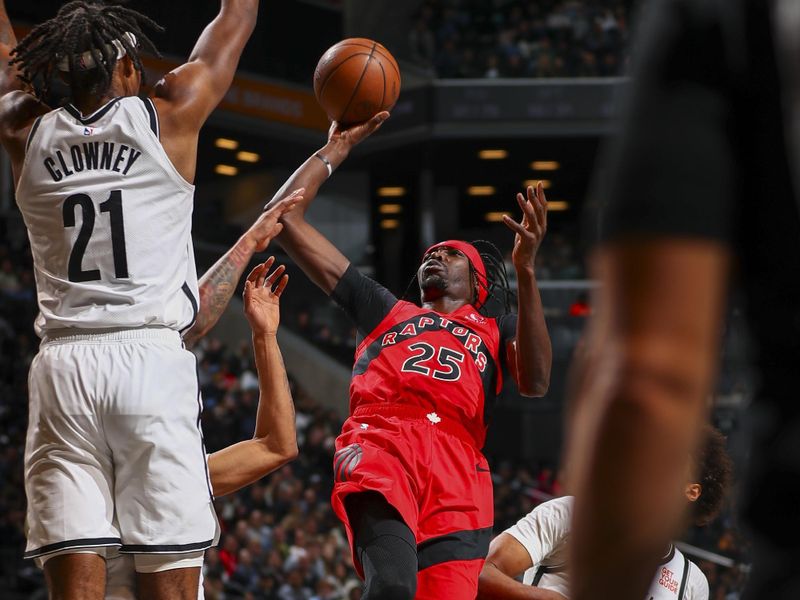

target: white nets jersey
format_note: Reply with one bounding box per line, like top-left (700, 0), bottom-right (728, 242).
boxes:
top-left (15, 96), bottom-right (198, 337)
top-left (504, 496), bottom-right (709, 600)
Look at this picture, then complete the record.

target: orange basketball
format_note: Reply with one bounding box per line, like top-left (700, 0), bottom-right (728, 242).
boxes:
top-left (313, 38), bottom-right (401, 126)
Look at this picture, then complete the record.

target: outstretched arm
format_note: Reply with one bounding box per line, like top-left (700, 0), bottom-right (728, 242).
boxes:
top-left (478, 534), bottom-right (565, 600)
top-left (183, 191), bottom-right (301, 345)
top-left (152, 0), bottom-right (259, 127)
top-left (503, 183), bottom-right (552, 397)
top-left (207, 260), bottom-right (298, 496)
top-left (263, 112), bottom-right (388, 295)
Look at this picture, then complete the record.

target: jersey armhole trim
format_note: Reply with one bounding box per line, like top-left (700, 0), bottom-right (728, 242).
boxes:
top-left (140, 97), bottom-right (160, 138)
top-left (677, 554), bottom-right (690, 600)
top-left (25, 116), bottom-right (43, 154)
top-left (180, 282), bottom-right (199, 334)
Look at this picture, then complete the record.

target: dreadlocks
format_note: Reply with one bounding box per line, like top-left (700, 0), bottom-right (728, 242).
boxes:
top-left (471, 239), bottom-right (514, 316)
top-left (10, 1), bottom-right (163, 103)
top-left (403, 239), bottom-right (515, 317)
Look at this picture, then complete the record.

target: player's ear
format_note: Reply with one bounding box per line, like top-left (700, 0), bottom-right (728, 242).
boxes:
top-left (685, 482), bottom-right (701, 503)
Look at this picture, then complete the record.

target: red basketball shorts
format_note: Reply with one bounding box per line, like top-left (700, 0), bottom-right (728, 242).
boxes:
top-left (330, 404), bottom-right (493, 600)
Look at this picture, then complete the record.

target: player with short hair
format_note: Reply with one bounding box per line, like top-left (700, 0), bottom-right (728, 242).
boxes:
top-left (0, 2), bottom-right (292, 599)
top-left (477, 425), bottom-right (733, 600)
top-left (262, 116), bottom-right (553, 600)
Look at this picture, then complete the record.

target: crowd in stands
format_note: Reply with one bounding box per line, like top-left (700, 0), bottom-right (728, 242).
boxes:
top-left (409, 0), bottom-right (631, 79)
top-left (0, 210), bottom-right (747, 598)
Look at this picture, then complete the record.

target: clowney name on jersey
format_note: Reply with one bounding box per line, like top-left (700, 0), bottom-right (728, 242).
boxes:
top-left (15, 96), bottom-right (199, 337)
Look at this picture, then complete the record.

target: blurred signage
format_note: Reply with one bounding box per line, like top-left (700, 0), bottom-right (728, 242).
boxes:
top-left (141, 56), bottom-right (329, 132)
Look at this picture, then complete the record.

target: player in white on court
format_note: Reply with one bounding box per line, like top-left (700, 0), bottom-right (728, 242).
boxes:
top-left (0, 1), bottom-right (296, 599)
top-left (476, 426), bottom-right (733, 600)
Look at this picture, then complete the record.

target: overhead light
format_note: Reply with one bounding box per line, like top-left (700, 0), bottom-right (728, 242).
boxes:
top-left (377, 186), bottom-right (406, 197)
top-left (380, 219), bottom-right (400, 230)
top-left (522, 179), bottom-right (552, 190)
top-left (215, 164), bottom-right (238, 176)
top-left (379, 204), bottom-right (403, 215)
top-left (467, 186), bottom-right (496, 196)
top-left (485, 211), bottom-right (511, 222)
top-left (547, 201), bottom-right (570, 211)
top-left (478, 149), bottom-right (508, 160)
top-left (215, 138), bottom-right (239, 150)
top-left (236, 151), bottom-right (260, 163)
top-left (530, 161), bottom-right (560, 171)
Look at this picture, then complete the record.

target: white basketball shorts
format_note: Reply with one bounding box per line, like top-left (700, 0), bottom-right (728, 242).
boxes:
top-left (24, 327), bottom-right (219, 563)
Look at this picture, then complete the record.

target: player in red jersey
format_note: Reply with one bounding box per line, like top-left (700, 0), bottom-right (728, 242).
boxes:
top-left (264, 113), bottom-right (551, 600)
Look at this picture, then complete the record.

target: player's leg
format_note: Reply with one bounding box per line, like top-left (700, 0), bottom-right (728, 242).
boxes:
top-left (417, 557), bottom-right (487, 600)
top-left (105, 333), bottom-right (217, 596)
top-left (415, 434), bottom-right (494, 599)
top-left (346, 492), bottom-right (418, 600)
top-left (43, 553), bottom-right (106, 600)
top-left (135, 561), bottom-right (202, 600)
top-left (25, 342), bottom-right (121, 600)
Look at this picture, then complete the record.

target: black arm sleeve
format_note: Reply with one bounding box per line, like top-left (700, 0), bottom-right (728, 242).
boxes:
top-left (591, 0), bottom-right (741, 246)
top-left (330, 264), bottom-right (399, 336)
top-left (496, 313), bottom-right (518, 345)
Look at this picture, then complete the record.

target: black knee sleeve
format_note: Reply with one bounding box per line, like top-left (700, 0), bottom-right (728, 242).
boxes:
top-left (347, 493), bottom-right (418, 600)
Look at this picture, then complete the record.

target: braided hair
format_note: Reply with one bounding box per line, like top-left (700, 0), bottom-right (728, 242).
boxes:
top-left (404, 239), bottom-right (515, 317)
top-left (10, 1), bottom-right (163, 103)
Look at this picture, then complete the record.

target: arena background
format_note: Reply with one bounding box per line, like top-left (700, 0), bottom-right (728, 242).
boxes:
top-left (0, 1), bottom-right (751, 598)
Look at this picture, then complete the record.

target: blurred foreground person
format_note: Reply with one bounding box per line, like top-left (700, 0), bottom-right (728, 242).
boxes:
top-left (568, 1), bottom-right (800, 599)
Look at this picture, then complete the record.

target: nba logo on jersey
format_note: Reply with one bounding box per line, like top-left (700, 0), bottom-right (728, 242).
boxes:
top-left (83, 126), bottom-right (94, 136)
top-left (466, 312), bottom-right (486, 325)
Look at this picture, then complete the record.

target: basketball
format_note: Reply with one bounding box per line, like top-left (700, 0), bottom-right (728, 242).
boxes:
top-left (313, 38), bottom-right (401, 126)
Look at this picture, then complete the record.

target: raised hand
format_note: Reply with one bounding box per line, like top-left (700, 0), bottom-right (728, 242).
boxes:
top-left (247, 188), bottom-right (304, 252)
top-left (328, 110), bottom-right (390, 150)
top-left (243, 257), bottom-right (289, 336)
top-left (503, 182), bottom-right (548, 270)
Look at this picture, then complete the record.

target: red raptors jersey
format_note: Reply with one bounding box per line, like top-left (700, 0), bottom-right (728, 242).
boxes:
top-left (350, 300), bottom-right (505, 449)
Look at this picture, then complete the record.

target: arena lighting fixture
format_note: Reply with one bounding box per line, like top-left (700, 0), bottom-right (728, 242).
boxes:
top-left (478, 149), bottom-right (508, 159)
top-left (530, 160), bottom-right (560, 171)
top-left (546, 201), bottom-right (570, 211)
top-left (215, 164), bottom-right (238, 176)
top-left (378, 204), bottom-right (403, 215)
top-left (215, 138), bottom-right (239, 150)
top-left (467, 186), bottom-right (496, 196)
top-left (484, 211), bottom-right (511, 222)
top-left (236, 151), bottom-right (260, 163)
top-left (522, 179), bottom-right (552, 190)
top-left (380, 219), bottom-right (400, 229)
top-left (377, 186), bottom-right (407, 197)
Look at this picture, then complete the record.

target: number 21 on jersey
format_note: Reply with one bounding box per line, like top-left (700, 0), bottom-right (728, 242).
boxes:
top-left (63, 189), bottom-right (129, 282)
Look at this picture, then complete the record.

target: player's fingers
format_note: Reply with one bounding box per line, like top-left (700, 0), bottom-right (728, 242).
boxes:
top-left (273, 274), bottom-right (289, 297)
top-left (502, 215), bottom-right (528, 236)
top-left (246, 263), bottom-right (265, 284)
top-left (516, 192), bottom-right (535, 227)
top-left (264, 264), bottom-right (286, 288)
top-left (255, 262), bottom-right (270, 288)
top-left (281, 188), bottom-right (305, 208)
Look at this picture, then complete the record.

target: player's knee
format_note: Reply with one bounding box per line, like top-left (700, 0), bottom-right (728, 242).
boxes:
top-left (367, 571), bottom-right (416, 600)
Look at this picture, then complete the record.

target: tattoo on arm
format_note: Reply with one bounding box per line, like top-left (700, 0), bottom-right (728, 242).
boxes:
top-left (185, 240), bottom-right (254, 344)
